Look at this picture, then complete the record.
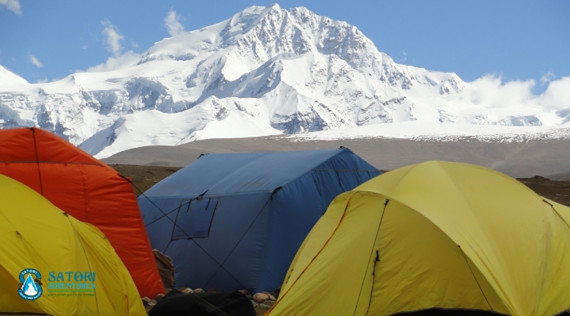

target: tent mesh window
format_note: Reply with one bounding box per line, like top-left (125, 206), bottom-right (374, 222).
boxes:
top-left (172, 197), bottom-right (219, 239)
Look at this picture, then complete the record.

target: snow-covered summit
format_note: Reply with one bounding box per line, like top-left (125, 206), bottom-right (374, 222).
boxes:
top-left (0, 5), bottom-right (568, 158)
top-left (0, 65), bottom-right (29, 88)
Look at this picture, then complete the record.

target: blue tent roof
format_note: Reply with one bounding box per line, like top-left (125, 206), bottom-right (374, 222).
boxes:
top-left (139, 147), bottom-right (380, 293)
top-left (144, 148), bottom-right (368, 196)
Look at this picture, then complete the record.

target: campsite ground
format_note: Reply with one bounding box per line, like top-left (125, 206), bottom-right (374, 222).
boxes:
top-left (111, 164), bottom-right (570, 207)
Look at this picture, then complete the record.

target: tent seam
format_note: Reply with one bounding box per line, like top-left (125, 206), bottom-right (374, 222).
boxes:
top-left (359, 198), bottom-right (389, 316)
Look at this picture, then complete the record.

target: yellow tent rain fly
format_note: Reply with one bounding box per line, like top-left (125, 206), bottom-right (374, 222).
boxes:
top-left (268, 160), bottom-right (570, 316)
top-left (0, 174), bottom-right (146, 315)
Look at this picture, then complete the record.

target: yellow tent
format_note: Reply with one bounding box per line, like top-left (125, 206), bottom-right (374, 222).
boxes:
top-left (0, 174), bottom-right (146, 315)
top-left (268, 161), bottom-right (570, 316)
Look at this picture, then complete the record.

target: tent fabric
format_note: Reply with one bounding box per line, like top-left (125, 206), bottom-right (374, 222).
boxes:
top-left (268, 160), bottom-right (570, 316)
top-left (0, 127), bottom-right (164, 298)
top-left (0, 174), bottom-right (146, 315)
top-left (139, 147), bottom-right (380, 293)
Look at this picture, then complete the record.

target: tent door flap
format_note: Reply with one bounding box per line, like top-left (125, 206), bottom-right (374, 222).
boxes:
top-left (172, 197), bottom-right (218, 239)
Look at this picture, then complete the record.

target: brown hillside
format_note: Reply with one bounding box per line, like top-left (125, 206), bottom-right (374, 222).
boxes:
top-left (110, 164), bottom-right (570, 207)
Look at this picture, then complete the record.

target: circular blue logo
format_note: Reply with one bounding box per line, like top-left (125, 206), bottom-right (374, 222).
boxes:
top-left (18, 269), bottom-right (42, 300)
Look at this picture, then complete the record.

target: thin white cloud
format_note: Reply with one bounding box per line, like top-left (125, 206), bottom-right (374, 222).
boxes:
top-left (540, 71), bottom-right (555, 85)
top-left (400, 49), bottom-right (407, 63)
top-left (460, 74), bottom-right (570, 126)
top-left (0, 0), bottom-right (22, 15)
top-left (85, 51), bottom-right (140, 73)
top-left (538, 76), bottom-right (570, 111)
top-left (468, 75), bottom-right (535, 108)
top-left (101, 20), bottom-right (124, 56)
top-left (130, 41), bottom-right (139, 50)
top-left (29, 54), bottom-right (43, 68)
top-left (165, 8), bottom-right (185, 37)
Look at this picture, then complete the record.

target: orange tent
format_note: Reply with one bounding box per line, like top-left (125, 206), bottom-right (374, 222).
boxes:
top-left (0, 127), bottom-right (164, 298)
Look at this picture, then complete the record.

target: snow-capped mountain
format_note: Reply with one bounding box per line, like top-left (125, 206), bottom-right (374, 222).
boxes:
top-left (1, 4), bottom-right (569, 158)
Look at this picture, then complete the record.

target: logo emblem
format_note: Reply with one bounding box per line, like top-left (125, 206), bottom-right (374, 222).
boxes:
top-left (18, 269), bottom-right (42, 300)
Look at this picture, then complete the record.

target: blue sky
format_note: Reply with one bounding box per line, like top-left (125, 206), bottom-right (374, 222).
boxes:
top-left (1, 0), bottom-right (569, 92)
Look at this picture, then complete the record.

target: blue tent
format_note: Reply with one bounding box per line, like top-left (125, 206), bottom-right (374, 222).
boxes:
top-left (138, 147), bottom-right (380, 293)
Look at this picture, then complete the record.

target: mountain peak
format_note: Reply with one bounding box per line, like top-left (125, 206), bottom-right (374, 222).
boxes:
top-left (0, 5), bottom-right (567, 159)
top-left (0, 65), bottom-right (29, 88)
